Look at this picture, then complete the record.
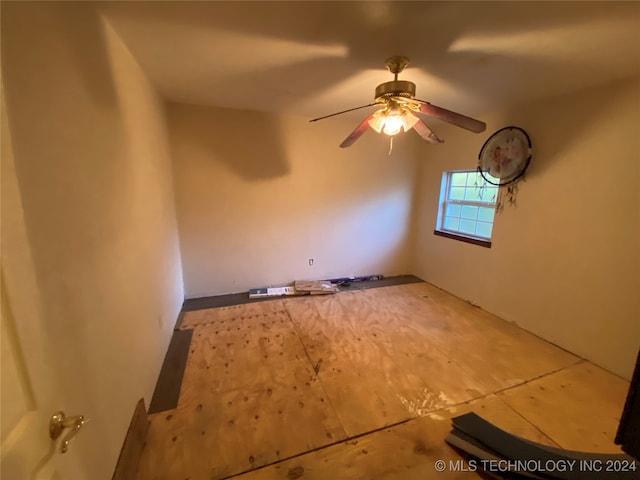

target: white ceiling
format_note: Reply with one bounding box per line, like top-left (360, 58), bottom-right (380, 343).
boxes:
top-left (101, 1), bottom-right (640, 120)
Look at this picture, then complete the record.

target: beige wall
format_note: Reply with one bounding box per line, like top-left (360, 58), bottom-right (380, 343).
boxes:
top-left (1, 3), bottom-right (183, 477)
top-left (168, 103), bottom-right (419, 297)
top-left (414, 76), bottom-right (640, 379)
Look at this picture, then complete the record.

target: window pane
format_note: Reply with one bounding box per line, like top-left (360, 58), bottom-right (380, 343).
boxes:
top-left (464, 186), bottom-right (483, 201)
top-left (475, 221), bottom-right (493, 238)
top-left (451, 173), bottom-right (467, 186)
top-left (466, 172), bottom-right (482, 187)
top-left (446, 203), bottom-right (461, 217)
top-left (460, 205), bottom-right (478, 220)
top-left (449, 187), bottom-right (465, 200)
top-left (444, 217), bottom-right (460, 231)
top-left (478, 207), bottom-right (495, 222)
top-left (482, 186), bottom-right (498, 203)
top-left (459, 219), bottom-right (476, 235)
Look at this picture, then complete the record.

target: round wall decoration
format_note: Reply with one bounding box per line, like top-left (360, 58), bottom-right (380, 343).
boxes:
top-left (478, 126), bottom-right (532, 186)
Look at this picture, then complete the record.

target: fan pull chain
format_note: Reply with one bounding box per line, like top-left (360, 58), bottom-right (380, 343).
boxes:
top-left (388, 137), bottom-right (393, 155)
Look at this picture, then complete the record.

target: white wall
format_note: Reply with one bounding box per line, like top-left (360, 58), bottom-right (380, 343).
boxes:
top-left (168, 103), bottom-right (419, 298)
top-left (1, 3), bottom-right (183, 477)
top-left (414, 76), bottom-right (640, 379)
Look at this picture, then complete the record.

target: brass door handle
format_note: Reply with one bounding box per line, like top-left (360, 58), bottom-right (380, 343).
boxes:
top-left (49, 411), bottom-right (87, 453)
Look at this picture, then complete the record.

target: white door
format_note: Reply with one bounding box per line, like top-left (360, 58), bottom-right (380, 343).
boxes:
top-left (1, 79), bottom-right (85, 480)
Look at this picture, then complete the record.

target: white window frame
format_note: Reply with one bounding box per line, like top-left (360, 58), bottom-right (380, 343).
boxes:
top-left (435, 170), bottom-right (498, 247)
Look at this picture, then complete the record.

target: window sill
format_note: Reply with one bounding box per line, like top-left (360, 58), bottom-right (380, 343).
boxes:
top-left (433, 230), bottom-right (492, 248)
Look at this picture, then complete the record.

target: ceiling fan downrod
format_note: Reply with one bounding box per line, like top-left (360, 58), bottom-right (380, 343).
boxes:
top-left (376, 56), bottom-right (416, 100)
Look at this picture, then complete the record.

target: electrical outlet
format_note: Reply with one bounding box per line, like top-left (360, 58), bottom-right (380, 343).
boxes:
top-left (308, 258), bottom-right (314, 266)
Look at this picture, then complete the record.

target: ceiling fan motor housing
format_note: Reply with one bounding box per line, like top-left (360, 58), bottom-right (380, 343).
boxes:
top-left (375, 80), bottom-right (416, 101)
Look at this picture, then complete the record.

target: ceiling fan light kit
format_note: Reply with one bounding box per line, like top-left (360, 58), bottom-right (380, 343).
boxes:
top-left (368, 107), bottom-right (418, 136)
top-left (310, 56), bottom-right (487, 148)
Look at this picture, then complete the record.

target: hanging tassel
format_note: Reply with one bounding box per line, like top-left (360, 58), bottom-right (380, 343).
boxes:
top-left (388, 136), bottom-right (393, 155)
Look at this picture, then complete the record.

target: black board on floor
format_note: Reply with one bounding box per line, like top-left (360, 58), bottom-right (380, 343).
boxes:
top-left (448, 413), bottom-right (638, 480)
top-left (148, 329), bottom-right (193, 414)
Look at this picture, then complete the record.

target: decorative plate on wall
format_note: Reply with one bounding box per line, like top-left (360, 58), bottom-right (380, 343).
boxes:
top-left (478, 126), bottom-right (532, 186)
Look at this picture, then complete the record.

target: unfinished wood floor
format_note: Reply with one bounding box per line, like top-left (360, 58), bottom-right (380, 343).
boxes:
top-left (138, 282), bottom-right (630, 479)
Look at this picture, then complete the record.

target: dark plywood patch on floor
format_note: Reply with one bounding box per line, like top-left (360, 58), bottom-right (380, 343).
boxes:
top-left (148, 328), bottom-right (193, 414)
top-left (180, 275), bottom-right (424, 313)
top-left (182, 291), bottom-right (281, 312)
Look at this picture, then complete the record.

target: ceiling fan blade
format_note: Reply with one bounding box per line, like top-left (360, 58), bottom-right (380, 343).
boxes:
top-left (414, 99), bottom-right (486, 133)
top-left (340, 115), bottom-right (374, 148)
top-left (413, 118), bottom-right (444, 144)
top-left (310, 103), bottom-right (378, 122)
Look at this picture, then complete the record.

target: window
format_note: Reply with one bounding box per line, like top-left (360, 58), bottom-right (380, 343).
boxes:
top-left (435, 170), bottom-right (499, 247)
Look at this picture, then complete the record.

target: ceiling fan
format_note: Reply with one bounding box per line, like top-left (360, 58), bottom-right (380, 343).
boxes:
top-left (310, 56), bottom-right (487, 148)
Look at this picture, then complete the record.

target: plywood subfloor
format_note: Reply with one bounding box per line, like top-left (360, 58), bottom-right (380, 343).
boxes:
top-left (138, 282), bottom-right (630, 480)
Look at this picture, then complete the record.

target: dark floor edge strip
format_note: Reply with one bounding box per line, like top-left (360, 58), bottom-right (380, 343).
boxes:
top-left (173, 309), bottom-right (186, 331)
top-left (181, 274), bottom-right (424, 313)
top-left (148, 328), bottom-right (193, 414)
